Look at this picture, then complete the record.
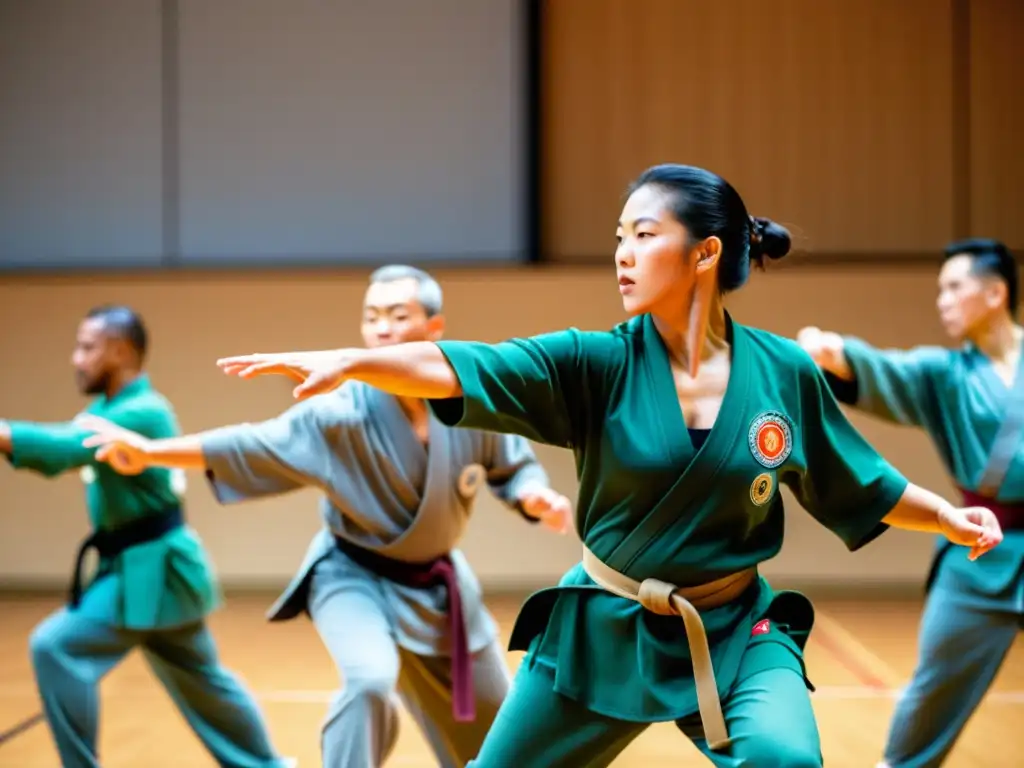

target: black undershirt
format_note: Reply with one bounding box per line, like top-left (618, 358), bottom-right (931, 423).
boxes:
top-left (688, 428), bottom-right (710, 451)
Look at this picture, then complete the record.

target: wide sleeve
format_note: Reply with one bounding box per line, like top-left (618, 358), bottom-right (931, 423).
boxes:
top-left (479, 431), bottom-right (550, 519)
top-left (837, 337), bottom-right (950, 428)
top-left (6, 421), bottom-right (96, 478)
top-left (200, 397), bottom-right (340, 504)
top-left (428, 328), bottom-right (598, 449)
top-left (784, 359), bottom-right (910, 552)
top-left (6, 399), bottom-right (177, 478)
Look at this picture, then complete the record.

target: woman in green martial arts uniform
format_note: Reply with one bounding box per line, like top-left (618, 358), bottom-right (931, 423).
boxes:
top-left (195, 165), bottom-right (1002, 767)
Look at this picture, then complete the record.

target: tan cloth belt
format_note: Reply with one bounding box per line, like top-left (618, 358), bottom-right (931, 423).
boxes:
top-left (581, 546), bottom-right (757, 752)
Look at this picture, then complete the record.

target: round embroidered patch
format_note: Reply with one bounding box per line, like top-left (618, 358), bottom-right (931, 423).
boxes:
top-left (457, 463), bottom-right (485, 499)
top-left (749, 472), bottom-right (775, 506)
top-left (748, 412), bottom-right (792, 468)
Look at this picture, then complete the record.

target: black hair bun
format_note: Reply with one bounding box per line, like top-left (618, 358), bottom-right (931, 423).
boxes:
top-left (749, 216), bottom-right (792, 265)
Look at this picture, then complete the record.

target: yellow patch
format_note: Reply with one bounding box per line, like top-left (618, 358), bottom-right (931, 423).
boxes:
top-left (457, 463), bottom-right (485, 499)
top-left (749, 472), bottom-right (774, 506)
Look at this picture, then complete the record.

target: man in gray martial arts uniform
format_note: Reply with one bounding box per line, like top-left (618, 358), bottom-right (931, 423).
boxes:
top-left (78, 265), bottom-right (573, 768)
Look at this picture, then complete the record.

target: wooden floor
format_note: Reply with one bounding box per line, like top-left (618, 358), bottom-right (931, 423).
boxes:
top-left (0, 593), bottom-right (1021, 767)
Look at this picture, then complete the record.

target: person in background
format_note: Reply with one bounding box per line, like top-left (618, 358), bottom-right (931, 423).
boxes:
top-left (81, 268), bottom-right (573, 768)
top-left (0, 305), bottom-right (292, 768)
top-left (798, 237), bottom-right (1023, 767)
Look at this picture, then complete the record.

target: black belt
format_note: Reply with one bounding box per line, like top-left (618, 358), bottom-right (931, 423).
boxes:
top-left (70, 507), bottom-right (184, 608)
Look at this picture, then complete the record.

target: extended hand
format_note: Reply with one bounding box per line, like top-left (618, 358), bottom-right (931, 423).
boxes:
top-left (216, 351), bottom-right (351, 400)
top-left (76, 415), bottom-right (152, 476)
top-left (795, 326), bottom-right (849, 376)
top-left (519, 487), bottom-right (574, 535)
top-left (938, 506), bottom-right (1003, 560)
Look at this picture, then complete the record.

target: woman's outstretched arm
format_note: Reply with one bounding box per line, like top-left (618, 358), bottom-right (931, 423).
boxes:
top-left (217, 342), bottom-right (461, 400)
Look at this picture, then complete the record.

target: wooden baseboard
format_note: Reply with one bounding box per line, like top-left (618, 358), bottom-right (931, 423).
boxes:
top-left (0, 577), bottom-right (925, 601)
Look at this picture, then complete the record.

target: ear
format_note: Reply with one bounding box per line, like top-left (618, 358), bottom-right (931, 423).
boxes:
top-left (695, 236), bottom-right (722, 275)
top-left (107, 337), bottom-right (132, 365)
top-left (984, 277), bottom-right (1009, 311)
top-left (425, 313), bottom-right (446, 342)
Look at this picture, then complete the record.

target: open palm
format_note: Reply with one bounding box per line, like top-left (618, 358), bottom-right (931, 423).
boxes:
top-left (217, 351), bottom-right (353, 400)
top-left (76, 415), bottom-right (151, 475)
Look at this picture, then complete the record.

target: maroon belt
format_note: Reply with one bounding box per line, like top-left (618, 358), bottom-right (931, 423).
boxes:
top-left (958, 488), bottom-right (1024, 532)
top-left (333, 536), bottom-right (474, 721)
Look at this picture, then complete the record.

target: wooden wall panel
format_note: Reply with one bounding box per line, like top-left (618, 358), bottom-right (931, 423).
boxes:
top-left (969, 0), bottom-right (1024, 250)
top-left (543, 0), bottom-right (955, 261)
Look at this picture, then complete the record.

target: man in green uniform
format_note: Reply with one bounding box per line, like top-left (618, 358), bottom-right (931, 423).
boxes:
top-left (797, 237), bottom-right (1023, 767)
top-left (200, 165), bottom-right (1002, 767)
top-left (0, 305), bottom-right (292, 768)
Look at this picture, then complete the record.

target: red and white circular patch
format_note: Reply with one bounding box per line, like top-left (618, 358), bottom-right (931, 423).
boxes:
top-left (748, 412), bottom-right (792, 468)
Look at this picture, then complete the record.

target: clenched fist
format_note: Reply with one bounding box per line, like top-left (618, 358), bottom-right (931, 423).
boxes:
top-left (796, 326), bottom-right (851, 378)
top-left (518, 486), bottom-right (574, 535)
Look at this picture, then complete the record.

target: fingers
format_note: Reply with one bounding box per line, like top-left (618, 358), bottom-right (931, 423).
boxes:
top-left (554, 498), bottom-right (573, 534)
top-left (293, 370), bottom-right (337, 400)
top-left (219, 359), bottom-right (308, 385)
top-left (238, 362), bottom-right (289, 379)
top-left (540, 496), bottom-right (573, 535)
top-left (968, 536), bottom-right (990, 560)
top-left (954, 523), bottom-right (986, 552)
top-left (795, 327), bottom-right (822, 348)
top-left (74, 414), bottom-right (121, 433)
top-left (795, 326), bottom-right (820, 341)
top-left (216, 354), bottom-right (268, 369)
top-left (518, 487), bottom-right (554, 511)
top-left (82, 434), bottom-right (113, 448)
top-left (972, 527), bottom-right (1002, 558)
top-left (77, 414), bottom-right (141, 451)
top-left (982, 512), bottom-right (1004, 540)
top-left (960, 519), bottom-right (987, 537)
top-left (960, 509), bottom-right (1003, 559)
top-left (92, 443), bottom-right (126, 464)
top-left (523, 498), bottom-right (547, 520)
top-left (968, 540), bottom-right (994, 561)
top-left (967, 508), bottom-right (1004, 557)
top-left (542, 507), bottom-right (567, 534)
top-left (218, 352), bottom-right (346, 395)
top-left (217, 355), bottom-right (282, 377)
top-left (518, 492), bottom-right (573, 535)
top-left (92, 444), bottom-right (145, 475)
top-left (217, 353), bottom-right (307, 372)
top-left (555, 510), bottom-right (572, 535)
top-left (78, 416), bottom-right (133, 450)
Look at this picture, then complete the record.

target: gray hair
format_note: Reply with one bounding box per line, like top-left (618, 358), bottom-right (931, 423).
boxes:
top-left (368, 264), bottom-right (443, 317)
